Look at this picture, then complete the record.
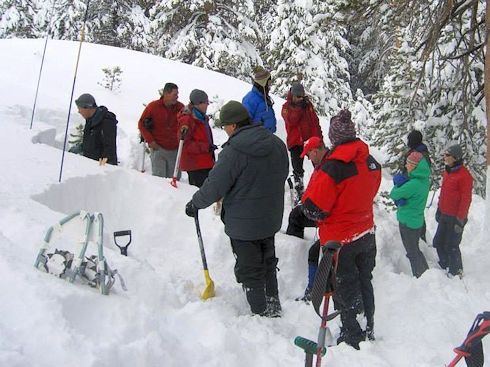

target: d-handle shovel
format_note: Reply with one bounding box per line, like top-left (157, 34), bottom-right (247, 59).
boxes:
top-left (114, 230), bottom-right (132, 256)
top-left (193, 212), bottom-right (215, 300)
top-left (171, 128), bottom-right (188, 188)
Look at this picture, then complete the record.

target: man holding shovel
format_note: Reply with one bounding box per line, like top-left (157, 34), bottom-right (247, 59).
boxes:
top-left (185, 100), bottom-right (289, 317)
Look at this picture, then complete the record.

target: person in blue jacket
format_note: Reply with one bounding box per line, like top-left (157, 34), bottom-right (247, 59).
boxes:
top-left (242, 66), bottom-right (277, 133)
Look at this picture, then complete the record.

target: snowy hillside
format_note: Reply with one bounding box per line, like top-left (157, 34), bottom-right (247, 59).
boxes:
top-left (0, 38), bottom-right (488, 367)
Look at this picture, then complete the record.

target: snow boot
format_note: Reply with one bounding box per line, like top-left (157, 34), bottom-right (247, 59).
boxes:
top-left (295, 287), bottom-right (312, 303)
top-left (245, 287), bottom-right (267, 315)
top-left (264, 295), bottom-right (282, 318)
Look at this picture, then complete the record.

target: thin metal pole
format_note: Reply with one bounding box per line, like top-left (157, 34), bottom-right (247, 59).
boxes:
top-left (30, 0), bottom-right (57, 129)
top-left (58, 0), bottom-right (91, 182)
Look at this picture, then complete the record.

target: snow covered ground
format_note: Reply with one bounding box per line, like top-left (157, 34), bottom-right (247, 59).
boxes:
top-left (0, 38), bottom-right (488, 367)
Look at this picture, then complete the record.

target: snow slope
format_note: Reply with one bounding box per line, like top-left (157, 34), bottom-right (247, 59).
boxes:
top-left (0, 38), bottom-right (488, 367)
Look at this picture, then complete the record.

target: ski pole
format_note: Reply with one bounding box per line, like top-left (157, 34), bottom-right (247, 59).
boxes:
top-left (171, 127), bottom-right (187, 187)
top-left (30, 0), bottom-right (56, 130)
top-left (58, 0), bottom-right (91, 182)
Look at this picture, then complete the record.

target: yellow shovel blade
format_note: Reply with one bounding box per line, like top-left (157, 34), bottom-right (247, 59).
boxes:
top-left (200, 270), bottom-right (215, 300)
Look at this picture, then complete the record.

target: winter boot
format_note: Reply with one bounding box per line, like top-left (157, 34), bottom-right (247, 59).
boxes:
top-left (295, 287), bottom-right (312, 303)
top-left (365, 316), bottom-right (375, 341)
top-left (245, 287), bottom-right (267, 315)
top-left (293, 174), bottom-right (304, 203)
top-left (264, 295), bottom-right (282, 318)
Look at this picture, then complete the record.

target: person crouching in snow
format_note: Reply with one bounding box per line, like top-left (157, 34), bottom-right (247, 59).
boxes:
top-left (390, 151), bottom-right (430, 278)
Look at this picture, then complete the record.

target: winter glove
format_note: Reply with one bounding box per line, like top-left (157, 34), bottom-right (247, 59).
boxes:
top-left (142, 117), bottom-right (154, 130)
top-left (208, 144), bottom-right (218, 152)
top-left (393, 174), bottom-right (409, 187)
top-left (454, 218), bottom-right (466, 234)
top-left (185, 200), bottom-right (198, 218)
top-left (99, 157), bottom-right (108, 166)
top-left (394, 198), bottom-right (406, 207)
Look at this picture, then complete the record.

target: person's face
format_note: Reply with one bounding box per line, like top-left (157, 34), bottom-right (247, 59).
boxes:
top-left (292, 95), bottom-right (305, 104)
top-left (77, 107), bottom-right (96, 119)
top-left (194, 100), bottom-right (209, 114)
top-left (222, 123), bottom-right (237, 137)
top-left (306, 148), bottom-right (322, 166)
top-left (163, 88), bottom-right (179, 106)
top-left (405, 161), bottom-right (416, 173)
top-left (444, 153), bottom-right (456, 166)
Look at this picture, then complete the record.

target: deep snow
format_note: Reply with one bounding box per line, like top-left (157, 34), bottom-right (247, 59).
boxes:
top-left (0, 38), bottom-right (488, 367)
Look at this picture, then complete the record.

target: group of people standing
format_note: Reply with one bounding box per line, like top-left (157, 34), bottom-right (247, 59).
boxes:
top-left (72, 65), bottom-right (473, 352)
top-left (390, 130), bottom-right (473, 279)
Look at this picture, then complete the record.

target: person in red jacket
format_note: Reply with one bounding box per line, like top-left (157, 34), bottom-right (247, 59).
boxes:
top-left (281, 83), bottom-right (322, 198)
top-left (177, 89), bottom-right (216, 187)
top-left (433, 144), bottom-right (473, 277)
top-left (138, 83), bottom-right (184, 178)
top-left (301, 109), bottom-right (381, 349)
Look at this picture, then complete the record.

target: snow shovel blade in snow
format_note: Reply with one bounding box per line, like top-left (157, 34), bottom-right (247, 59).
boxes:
top-left (194, 212), bottom-right (215, 300)
top-left (114, 230), bottom-right (131, 256)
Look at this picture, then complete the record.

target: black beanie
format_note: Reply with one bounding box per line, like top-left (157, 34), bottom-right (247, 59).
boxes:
top-left (407, 130), bottom-right (423, 149)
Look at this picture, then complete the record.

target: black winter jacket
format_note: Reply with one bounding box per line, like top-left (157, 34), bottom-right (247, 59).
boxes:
top-left (192, 124), bottom-right (289, 240)
top-left (82, 106), bottom-right (118, 165)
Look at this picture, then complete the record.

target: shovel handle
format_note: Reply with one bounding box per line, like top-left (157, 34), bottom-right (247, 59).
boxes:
top-left (114, 230), bottom-right (132, 256)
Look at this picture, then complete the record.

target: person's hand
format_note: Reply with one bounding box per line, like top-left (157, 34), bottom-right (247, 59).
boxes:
top-left (394, 198), bottom-right (406, 207)
top-left (209, 144), bottom-right (218, 152)
top-left (185, 200), bottom-right (198, 217)
top-left (148, 141), bottom-right (160, 150)
top-left (99, 157), bottom-right (108, 166)
top-left (454, 218), bottom-right (465, 234)
top-left (393, 174), bottom-right (409, 187)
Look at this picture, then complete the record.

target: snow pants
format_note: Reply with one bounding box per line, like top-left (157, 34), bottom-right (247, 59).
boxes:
top-left (398, 222), bottom-right (429, 278)
top-left (187, 168), bottom-right (211, 188)
top-left (334, 233), bottom-right (376, 347)
top-left (286, 204), bottom-right (316, 239)
top-left (230, 236), bottom-right (279, 315)
top-left (433, 219), bottom-right (464, 276)
top-left (150, 147), bottom-right (179, 179)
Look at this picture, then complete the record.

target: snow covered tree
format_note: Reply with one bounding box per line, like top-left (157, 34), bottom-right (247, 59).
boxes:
top-left (149, 0), bottom-right (263, 82)
top-left (0, 0), bottom-right (41, 38)
top-left (266, 0), bottom-right (352, 116)
top-left (370, 0), bottom-right (486, 195)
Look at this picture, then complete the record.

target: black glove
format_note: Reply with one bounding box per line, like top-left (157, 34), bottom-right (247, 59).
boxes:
top-left (142, 117), bottom-right (154, 131)
top-left (185, 200), bottom-right (198, 217)
top-left (209, 144), bottom-right (218, 152)
top-left (454, 218), bottom-right (465, 234)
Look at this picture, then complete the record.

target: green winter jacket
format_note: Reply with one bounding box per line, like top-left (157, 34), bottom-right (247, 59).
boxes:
top-left (390, 157), bottom-right (431, 229)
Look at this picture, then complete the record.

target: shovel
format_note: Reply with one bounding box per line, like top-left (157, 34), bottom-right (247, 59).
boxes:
top-left (114, 230), bottom-right (132, 256)
top-left (193, 212), bottom-right (215, 300)
top-left (171, 128), bottom-right (188, 188)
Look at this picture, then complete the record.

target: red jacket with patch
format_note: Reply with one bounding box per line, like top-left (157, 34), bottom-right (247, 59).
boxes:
top-left (177, 105), bottom-right (215, 172)
top-left (438, 164), bottom-right (473, 220)
top-left (281, 92), bottom-right (322, 149)
top-left (301, 139), bottom-right (381, 245)
top-left (138, 99), bottom-right (184, 150)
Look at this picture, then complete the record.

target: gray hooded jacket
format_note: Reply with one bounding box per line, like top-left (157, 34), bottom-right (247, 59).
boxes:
top-left (192, 123), bottom-right (289, 240)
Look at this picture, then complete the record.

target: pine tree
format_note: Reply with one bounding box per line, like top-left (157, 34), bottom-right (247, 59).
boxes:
top-left (150, 0), bottom-right (263, 82)
top-left (266, 0), bottom-right (352, 116)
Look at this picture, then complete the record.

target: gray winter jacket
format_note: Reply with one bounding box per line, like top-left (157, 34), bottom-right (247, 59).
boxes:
top-left (192, 123), bottom-right (289, 240)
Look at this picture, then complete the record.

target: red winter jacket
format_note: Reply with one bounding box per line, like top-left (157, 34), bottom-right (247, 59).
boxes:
top-left (438, 164), bottom-right (473, 220)
top-left (177, 105), bottom-right (215, 172)
top-left (281, 91), bottom-right (322, 149)
top-left (138, 99), bottom-right (184, 150)
top-left (301, 139), bottom-right (381, 245)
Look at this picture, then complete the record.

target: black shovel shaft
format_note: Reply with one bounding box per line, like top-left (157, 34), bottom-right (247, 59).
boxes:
top-left (114, 230), bottom-right (132, 256)
top-left (194, 213), bottom-right (209, 271)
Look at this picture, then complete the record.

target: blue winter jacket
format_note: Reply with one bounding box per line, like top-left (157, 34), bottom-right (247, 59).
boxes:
top-left (242, 87), bottom-right (277, 133)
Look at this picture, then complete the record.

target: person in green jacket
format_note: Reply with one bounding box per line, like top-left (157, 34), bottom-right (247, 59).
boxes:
top-left (390, 151), bottom-right (431, 277)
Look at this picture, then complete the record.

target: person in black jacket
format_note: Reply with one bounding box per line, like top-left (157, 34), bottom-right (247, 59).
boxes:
top-left (185, 100), bottom-right (289, 317)
top-left (75, 93), bottom-right (118, 165)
